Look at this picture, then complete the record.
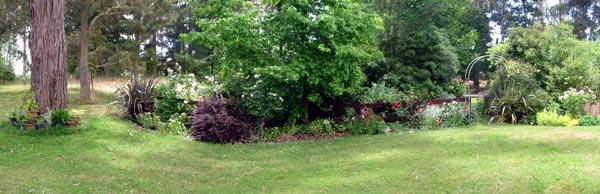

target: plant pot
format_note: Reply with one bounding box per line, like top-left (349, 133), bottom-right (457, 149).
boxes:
top-left (36, 121), bottom-right (49, 130)
top-left (9, 118), bottom-right (17, 126)
top-left (67, 121), bottom-right (78, 127)
top-left (24, 122), bottom-right (36, 131)
top-left (70, 116), bottom-right (80, 124)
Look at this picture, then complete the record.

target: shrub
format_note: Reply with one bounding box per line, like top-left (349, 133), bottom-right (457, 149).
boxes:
top-left (347, 108), bottom-right (385, 135)
top-left (189, 96), bottom-right (255, 143)
top-left (9, 107), bottom-right (26, 127)
top-left (21, 91), bottom-right (38, 113)
top-left (157, 113), bottom-right (190, 136)
top-left (256, 124), bottom-right (304, 141)
top-left (558, 88), bottom-right (596, 118)
top-left (420, 105), bottom-right (443, 130)
top-left (0, 63), bottom-right (16, 83)
top-left (486, 61), bottom-right (548, 124)
top-left (536, 109), bottom-right (574, 126)
top-left (112, 73), bottom-right (157, 121)
top-left (255, 119), bottom-right (337, 141)
top-left (9, 108), bottom-right (19, 119)
top-left (578, 114), bottom-right (598, 126)
top-left (154, 66), bottom-right (202, 122)
top-left (358, 83), bottom-right (399, 103)
top-left (468, 98), bottom-right (485, 121)
top-left (51, 109), bottom-right (70, 126)
top-left (137, 112), bottom-right (161, 130)
top-left (41, 110), bottom-right (53, 125)
top-left (305, 119), bottom-right (335, 136)
top-left (440, 102), bottom-right (467, 128)
top-left (419, 102), bottom-right (467, 130)
top-left (185, 0), bottom-right (381, 124)
top-left (223, 73), bottom-right (288, 122)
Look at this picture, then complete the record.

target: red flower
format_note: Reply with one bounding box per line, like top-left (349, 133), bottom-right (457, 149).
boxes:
top-left (417, 108), bottom-right (423, 113)
top-left (424, 91), bottom-right (430, 97)
top-left (428, 100), bottom-right (433, 106)
top-left (392, 101), bottom-right (399, 108)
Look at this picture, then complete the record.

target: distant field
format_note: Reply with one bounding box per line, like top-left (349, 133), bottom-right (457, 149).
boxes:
top-left (67, 76), bottom-right (128, 94)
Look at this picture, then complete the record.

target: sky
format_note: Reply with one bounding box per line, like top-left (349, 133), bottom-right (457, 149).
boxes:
top-left (10, 0), bottom-right (563, 76)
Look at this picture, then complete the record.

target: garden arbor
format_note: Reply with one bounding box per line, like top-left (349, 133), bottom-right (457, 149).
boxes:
top-left (464, 54), bottom-right (506, 123)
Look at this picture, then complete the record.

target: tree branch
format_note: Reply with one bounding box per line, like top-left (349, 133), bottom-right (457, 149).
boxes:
top-left (89, 3), bottom-right (132, 29)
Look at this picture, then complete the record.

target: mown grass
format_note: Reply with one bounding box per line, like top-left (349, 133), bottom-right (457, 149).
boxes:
top-left (2, 83), bottom-right (600, 193)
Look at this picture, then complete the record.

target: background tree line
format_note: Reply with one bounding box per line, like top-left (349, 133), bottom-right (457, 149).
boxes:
top-left (1, 0), bottom-right (600, 110)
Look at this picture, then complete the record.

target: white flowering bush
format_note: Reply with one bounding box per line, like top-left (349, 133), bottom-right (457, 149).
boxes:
top-left (420, 105), bottom-right (444, 130)
top-left (240, 74), bottom-right (286, 121)
top-left (154, 65), bottom-right (203, 123)
top-left (441, 102), bottom-right (467, 128)
top-left (219, 71), bottom-right (290, 122)
top-left (419, 101), bottom-right (467, 130)
top-left (558, 88), bottom-right (596, 118)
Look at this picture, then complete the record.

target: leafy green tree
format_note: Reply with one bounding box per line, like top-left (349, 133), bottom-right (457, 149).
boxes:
top-left (183, 0), bottom-right (383, 123)
top-left (0, 0), bottom-right (30, 75)
top-left (489, 23), bottom-right (600, 95)
top-left (161, 0), bottom-right (211, 75)
top-left (473, 0), bottom-right (542, 40)
top-left (66, 0), bottom-right (176, 102)
top-left (364, 0), bottom-right (490, 96)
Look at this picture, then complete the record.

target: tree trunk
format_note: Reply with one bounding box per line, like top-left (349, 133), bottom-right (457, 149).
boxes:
top-left (79, 8), bottom-right (92, 103)
top-left (28, 0), bottom-right (68, 112)
top-left (22, 31), bottom-right (29, 75)
top-left (558, 0), bottom-right (563, 22)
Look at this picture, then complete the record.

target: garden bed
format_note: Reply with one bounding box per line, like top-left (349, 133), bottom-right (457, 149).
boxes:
top-left (329, 97), bottom-right (470, 122)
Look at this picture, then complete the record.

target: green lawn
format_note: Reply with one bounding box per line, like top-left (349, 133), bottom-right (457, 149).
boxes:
top-left (2, 84), bottom-right (600, 193)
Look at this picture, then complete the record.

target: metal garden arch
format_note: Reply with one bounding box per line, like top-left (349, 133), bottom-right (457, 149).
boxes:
top-left (464, 54), bottom-right (507, 124)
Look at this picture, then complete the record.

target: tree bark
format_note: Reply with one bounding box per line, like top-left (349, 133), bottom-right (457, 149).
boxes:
top-left (79, 8), bottom-right (91, 103)
top-left (28, 0), bottom-right (68, 112)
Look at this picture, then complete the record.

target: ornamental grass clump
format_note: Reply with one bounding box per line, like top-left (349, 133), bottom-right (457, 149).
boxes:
top-left (111, 72), bottom-right (157, 121)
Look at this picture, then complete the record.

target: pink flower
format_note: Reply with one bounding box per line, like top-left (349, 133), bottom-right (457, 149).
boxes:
top-left (428, 100), bottom-right (433, 106)
top-left (424, 91), bottom-right (430, 97)
top-left (392, 101), bottom-right (399, 108)
top-left (417, 108), bottom-right (423, 113)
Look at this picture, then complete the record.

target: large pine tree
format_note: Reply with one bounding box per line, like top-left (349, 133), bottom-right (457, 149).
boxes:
top-left (29, 0), bottom-right (68, 111)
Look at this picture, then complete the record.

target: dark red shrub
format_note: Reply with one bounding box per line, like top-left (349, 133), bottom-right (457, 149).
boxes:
top-left (190, 96), bottom-right (255, 143)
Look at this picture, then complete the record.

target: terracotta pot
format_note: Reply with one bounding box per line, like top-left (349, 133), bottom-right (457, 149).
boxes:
top-left (70, 116), bottom-right (80, 124)
top-left (24, 123), bottom-right (36, 131)
top-left (67, 121), bottom-right (77, 127)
